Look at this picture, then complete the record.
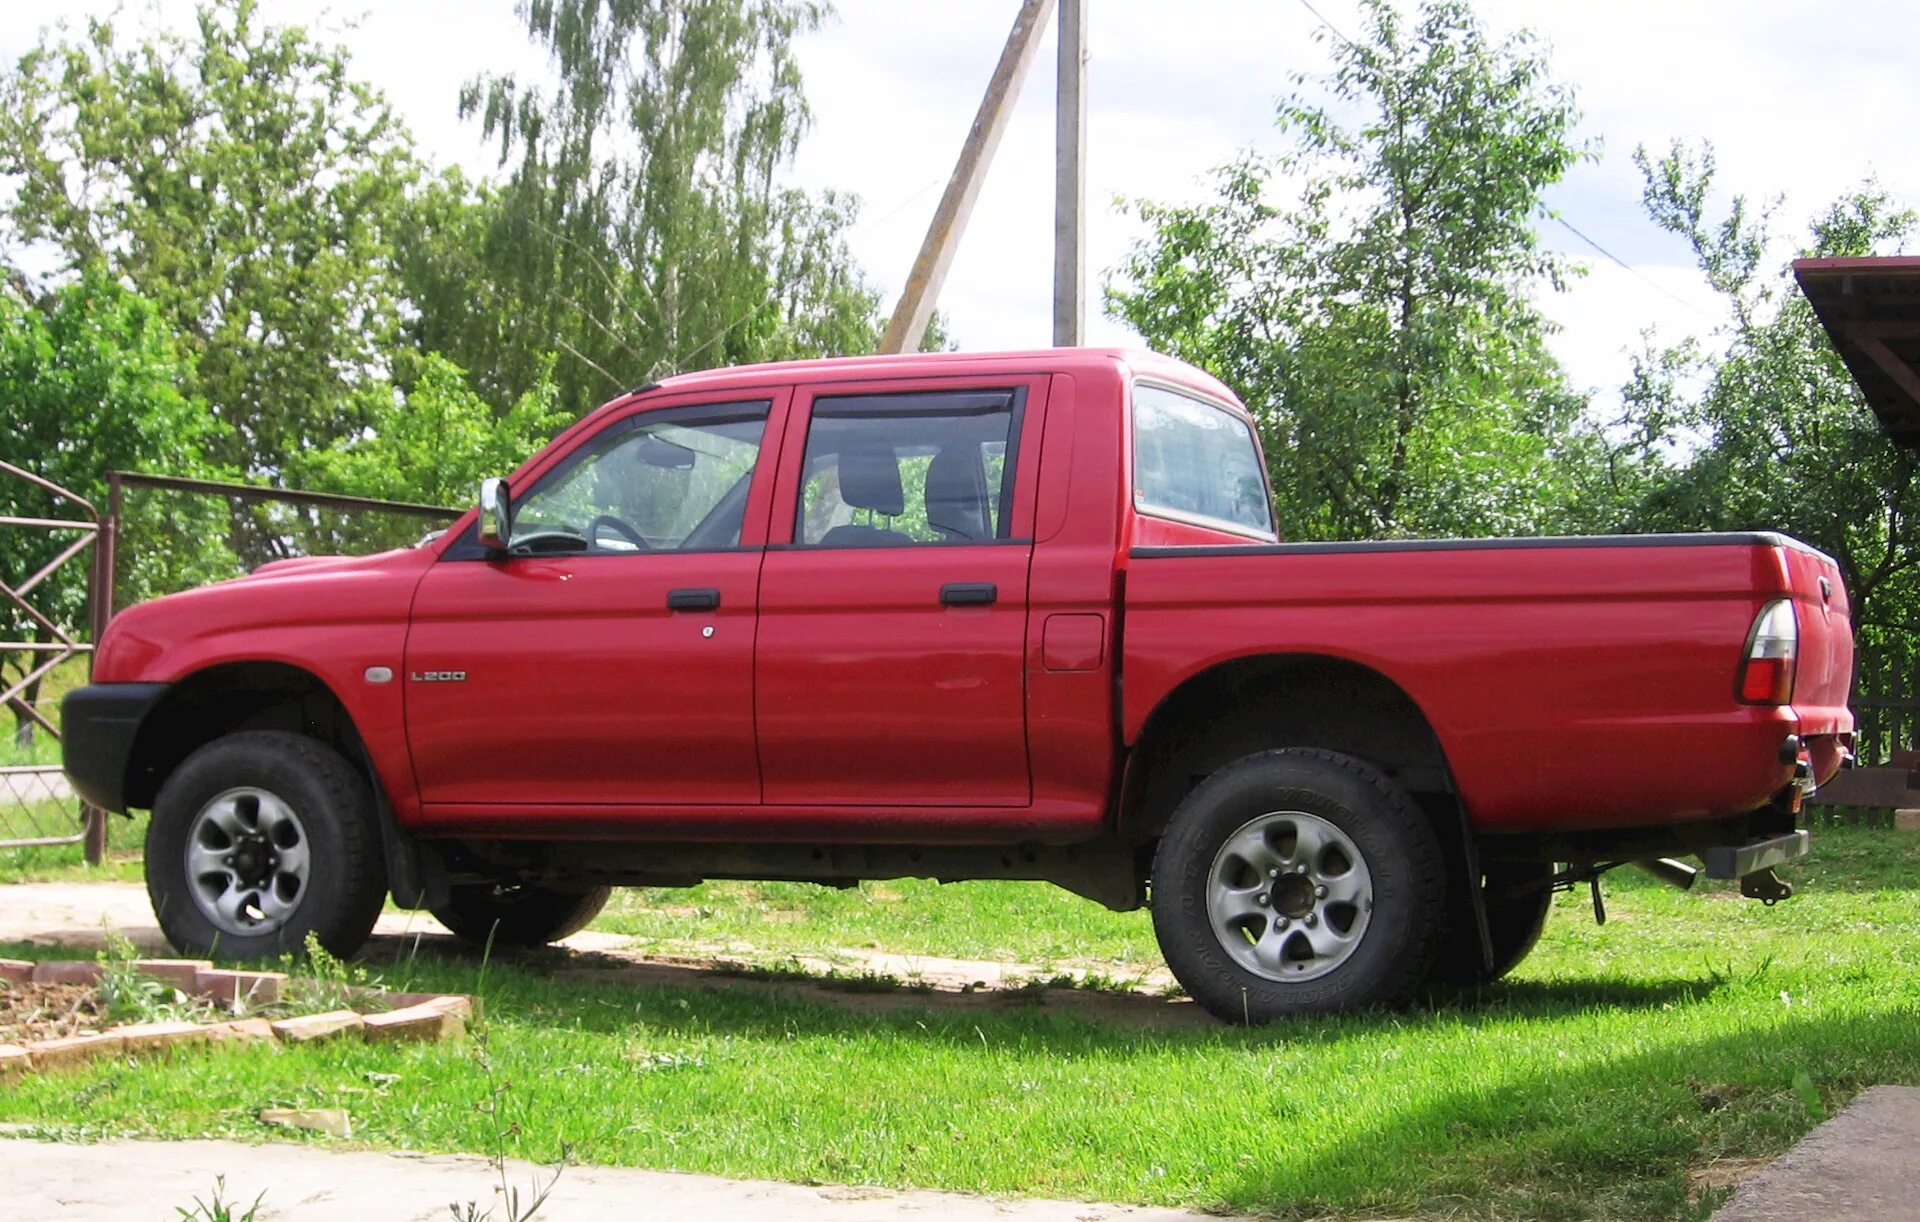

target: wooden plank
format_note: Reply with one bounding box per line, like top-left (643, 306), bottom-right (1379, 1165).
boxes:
top-left (1809, 766), bottom-right (1920, 808)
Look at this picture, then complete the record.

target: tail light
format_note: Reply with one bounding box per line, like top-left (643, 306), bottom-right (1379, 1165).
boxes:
top-left (1737, 600), bottom-right (1798, 705)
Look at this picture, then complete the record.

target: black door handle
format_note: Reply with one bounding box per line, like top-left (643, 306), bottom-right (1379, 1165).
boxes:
top-left (667, 587), bottom-right (721, 611)
top-left (940, 582), bottom-right (997, 606)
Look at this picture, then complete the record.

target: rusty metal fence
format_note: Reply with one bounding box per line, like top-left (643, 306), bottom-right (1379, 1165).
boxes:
top-left (0, 458), bottom-right (108, 860)
top-left (2, 465), bottom-right (459, 868)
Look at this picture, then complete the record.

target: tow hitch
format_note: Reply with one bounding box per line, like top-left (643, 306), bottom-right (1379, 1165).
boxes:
top-left (1739, 867), bottom-right (1794, 905)
top-left (1702, 829), bottom-right (1809, 906)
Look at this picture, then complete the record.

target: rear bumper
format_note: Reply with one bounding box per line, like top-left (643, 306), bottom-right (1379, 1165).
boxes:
top-left (1701, 830), bottom-right (1810, 879)
top-left (61, 683), bottom-right (168, 814)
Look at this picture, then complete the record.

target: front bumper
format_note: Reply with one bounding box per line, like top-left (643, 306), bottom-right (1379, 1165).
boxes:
top-left (61, 683), bottom-right (168, 814)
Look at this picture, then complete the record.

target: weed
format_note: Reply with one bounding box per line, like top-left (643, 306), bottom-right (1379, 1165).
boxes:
top-left (95, 931), bottom-right (211, 1025)
top-left (174, 1175), bottom-right (265, 1222)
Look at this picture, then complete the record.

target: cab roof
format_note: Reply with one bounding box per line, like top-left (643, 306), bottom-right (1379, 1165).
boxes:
top-left (623, 347), bottom-right (1242, 412)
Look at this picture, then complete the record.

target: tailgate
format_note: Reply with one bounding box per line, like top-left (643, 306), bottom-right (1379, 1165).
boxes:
top-left (1779, 544), bottom-right (1853, 736)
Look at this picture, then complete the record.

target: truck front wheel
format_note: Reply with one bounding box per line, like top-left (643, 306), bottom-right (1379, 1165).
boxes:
top-left (1151, 749), bottom-right (1447, 1023)
top-left (430, 882), bottom-right (612, 948)
top-left (146, 731), bottom-right (387, 961)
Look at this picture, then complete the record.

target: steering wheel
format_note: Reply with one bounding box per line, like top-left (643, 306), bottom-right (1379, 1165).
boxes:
top-left (588, 513), bottom-right (651, 551)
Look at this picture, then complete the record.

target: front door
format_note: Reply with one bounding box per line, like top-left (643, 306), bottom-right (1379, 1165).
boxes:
top-left (406, 396), bottom-right (783, 810)
top-left (755, 377), bottom-right (1046, 807)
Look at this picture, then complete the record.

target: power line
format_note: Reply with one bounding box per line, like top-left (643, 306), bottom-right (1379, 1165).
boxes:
top-left (1551, 215), bottom-right (1717, 321)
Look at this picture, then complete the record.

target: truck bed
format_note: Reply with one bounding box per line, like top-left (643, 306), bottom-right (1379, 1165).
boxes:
top-left (1122, 532), bottom-right (1854, 832)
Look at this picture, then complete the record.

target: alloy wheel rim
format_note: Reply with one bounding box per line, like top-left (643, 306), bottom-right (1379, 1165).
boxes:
top-left (184, 786), bottom-right (310, 937)
top-left (1205, 809), bottom-right (1374, 982)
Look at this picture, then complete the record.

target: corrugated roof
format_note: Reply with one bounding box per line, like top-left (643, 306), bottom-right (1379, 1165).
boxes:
top-left (1794, 256), bottom-right (1920, 451)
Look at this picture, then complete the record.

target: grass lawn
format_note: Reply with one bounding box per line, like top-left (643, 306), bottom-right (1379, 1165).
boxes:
top-left (0, 828), bottom-right (1915, 1219)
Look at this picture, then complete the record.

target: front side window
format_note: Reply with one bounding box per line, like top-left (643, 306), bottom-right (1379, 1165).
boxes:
top-left (510, 403), bottom-right (769, 554)
top-left (795, 390), bottom-right (1018, 547)
top-left (1132, 383), bottom-right (1275, 538)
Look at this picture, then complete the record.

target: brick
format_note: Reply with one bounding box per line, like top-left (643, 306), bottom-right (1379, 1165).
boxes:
top-left (195, 969), bottom-right (286, 1008)
top-left (111, 1021), bottom-right (213, 1055)
top-left (31, 961), bottom-right (101, 987)
top-left (361, 1002), bottom-right (465, 1044)
top-left (23, 1031), bottom-right (124, 1071)
top-left (0, 960), bottom-right (33, 986)
top-left (132, 960), bottom-right (212, 992)
top-left (0, 1045), bottom-right (29, 1079)
top-left (1894, 809), bottom-right (1920, 832)
top-left (269, 1010), bottom-right (364, 1044)
top-left (382, 992), bottom-right (478, 1022)
top-left (204, 1018), bottom-right (276, 1045)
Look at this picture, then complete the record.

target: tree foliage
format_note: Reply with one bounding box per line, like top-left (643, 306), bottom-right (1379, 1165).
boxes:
top-left (0, 0), bottom-right (418, 477)
top-left (293, 354), bottom-right (571, 509)
top-left (1108, 0), bottom-right (1594, 541)
top-left (0, 275), bottom-right (224, 735)
top-left (422, 0), bottom-right (881, 416)
top-left (1616, 143), bottom-right (1920, 647)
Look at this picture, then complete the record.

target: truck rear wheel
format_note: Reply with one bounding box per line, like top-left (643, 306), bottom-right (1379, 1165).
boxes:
top-left (1150, 749), bottom-right (1447, 1023)
top-left (430, 882), bottom-right (612, 948)
top-left (146, 731), bottom-right (387, 961)
top-left (1428, 862), bottom-right (1554, 987)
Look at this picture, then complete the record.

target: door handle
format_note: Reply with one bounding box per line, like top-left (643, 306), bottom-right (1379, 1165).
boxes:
top-left (667, 587), bottom-right (721, 611)
top-left (940, 582), bottom-right (997, 606)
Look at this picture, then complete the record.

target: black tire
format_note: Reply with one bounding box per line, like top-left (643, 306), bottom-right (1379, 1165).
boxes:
top-left (1427, 861), bottom-right (1554, 987)
top-left (146, 731), bottom-right (387, 961)
top-left (430, 882), bottom-right (612, 947)
top-left (1150, 748), bottom-right (1448, 1024)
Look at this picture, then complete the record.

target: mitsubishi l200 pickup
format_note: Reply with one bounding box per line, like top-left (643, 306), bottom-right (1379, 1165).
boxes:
top-left (63, 349), bottom-right (1853, 1023)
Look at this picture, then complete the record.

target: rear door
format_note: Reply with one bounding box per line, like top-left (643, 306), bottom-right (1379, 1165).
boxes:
top-left (754, 375), bottom-right (1048, 807)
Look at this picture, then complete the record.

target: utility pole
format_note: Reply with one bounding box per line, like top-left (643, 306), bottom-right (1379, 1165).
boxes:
top-left (1053, 0), bottom-right (1086, 347)
top-left (878, 0), bottom-right (1057, 355)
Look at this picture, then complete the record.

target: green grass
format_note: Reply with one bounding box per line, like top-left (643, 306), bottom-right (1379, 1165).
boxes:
top-left (0, 829), bottom-right (1915, 1217)
top-left (0, 656), bottom-right (140, 882)
top-left (0, 805), bottom-right (145, 884)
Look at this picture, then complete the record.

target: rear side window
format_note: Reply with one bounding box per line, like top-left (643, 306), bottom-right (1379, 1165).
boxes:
top-left (795, 390), bottom-right (1020, 547)
top-left (1132, 383), bottom-right (1275, 538)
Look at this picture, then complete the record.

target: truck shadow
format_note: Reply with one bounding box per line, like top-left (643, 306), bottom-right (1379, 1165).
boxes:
top-left (363, 931), bottom-right (1729, 1035)
top-left (1213, 1007), bottom-right (1919, 1218)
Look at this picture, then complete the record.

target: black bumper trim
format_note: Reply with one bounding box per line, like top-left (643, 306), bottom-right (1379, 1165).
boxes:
top-left (1701, 830), bottom-right (1811, 880)
top-left (61, 683), bottom-right (169, 814)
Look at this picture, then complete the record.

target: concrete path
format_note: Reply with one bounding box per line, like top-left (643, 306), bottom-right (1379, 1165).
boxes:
top-left (0, 1137), bottom-right (1233, 1221)
top-left (1713, 1086), bottom-right (1920, 1221)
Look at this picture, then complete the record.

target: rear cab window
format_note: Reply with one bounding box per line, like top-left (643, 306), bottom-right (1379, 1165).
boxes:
top-left (1131, 382), bottom-right (1277, 540)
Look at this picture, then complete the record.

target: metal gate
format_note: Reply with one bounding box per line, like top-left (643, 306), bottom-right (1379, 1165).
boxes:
top-left (0, 458), bottom-right (107, 860)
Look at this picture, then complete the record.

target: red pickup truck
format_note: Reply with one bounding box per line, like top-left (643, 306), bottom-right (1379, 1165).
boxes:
top-left (63, 348), bottom-right (1854, 1023)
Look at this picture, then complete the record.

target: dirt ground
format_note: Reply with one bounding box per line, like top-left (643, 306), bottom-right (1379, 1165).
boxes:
top-left (0, 980), bottom-right (105, 1044)
top-left (0, 881), bottom-right (1203, 1026)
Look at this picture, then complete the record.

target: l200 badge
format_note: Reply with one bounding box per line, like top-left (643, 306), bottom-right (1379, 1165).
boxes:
top-left (410, 671), bottom-right (468, 682)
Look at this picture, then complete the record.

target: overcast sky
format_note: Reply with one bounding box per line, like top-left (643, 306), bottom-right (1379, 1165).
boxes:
top-left (7, 0), bottom-right (1920, 403)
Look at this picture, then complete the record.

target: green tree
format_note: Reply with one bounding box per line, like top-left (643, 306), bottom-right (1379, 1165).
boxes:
top-left (0, 275), bottom-right (223, 741)
top-left (429, 0), bottom-right (880, 416)
top-left (294, 354), bottom-right (571, 509)
top-left (0, 0), bottom-right (418, 477)
top-left (1107, 0), bottom-right (1593, 541)
top-left (1618, 142), bottom-right (1920, 651)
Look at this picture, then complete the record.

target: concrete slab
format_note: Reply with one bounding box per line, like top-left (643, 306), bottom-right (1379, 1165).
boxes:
top-left (0, 1137), bottom-right (1235, 1221)
top-left (1714, 1085), bottom-right (1920, 1221)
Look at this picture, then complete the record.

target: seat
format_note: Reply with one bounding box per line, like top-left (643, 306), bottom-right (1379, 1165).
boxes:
top-left (924, 442), bottom-right (991, 542)
top-left (819, 442), bottom-right (914, 547)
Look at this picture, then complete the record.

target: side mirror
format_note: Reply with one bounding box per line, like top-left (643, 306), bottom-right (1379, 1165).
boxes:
top-left (478, 477), bottom-right (511, 552)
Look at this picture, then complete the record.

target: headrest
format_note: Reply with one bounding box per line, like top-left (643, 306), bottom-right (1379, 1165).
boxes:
top-left (925, 443), bottom-right (990, 541)
top-left (836, 443), bottom-right (905, 516)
